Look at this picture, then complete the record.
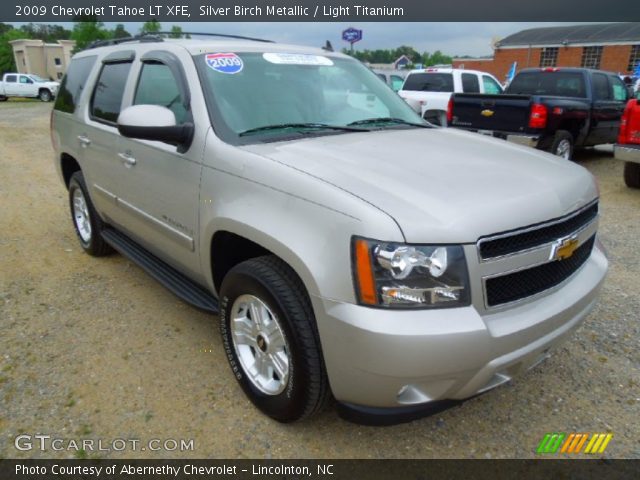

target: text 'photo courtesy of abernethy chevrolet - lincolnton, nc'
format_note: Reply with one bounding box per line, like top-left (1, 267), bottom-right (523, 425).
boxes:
top-left (50, 32), bottom-right (609, 423)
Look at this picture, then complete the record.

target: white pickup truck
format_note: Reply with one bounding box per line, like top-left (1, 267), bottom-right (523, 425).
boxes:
top-left (0, 73), bottom-right (60, 102)
top-left (398, 68), bottom-right (503, 126)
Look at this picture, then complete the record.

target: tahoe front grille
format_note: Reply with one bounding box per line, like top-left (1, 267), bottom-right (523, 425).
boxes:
top-left (478, 202), bottom-right (598, 260)
top-left (485, 235), bottom-right (595, 307)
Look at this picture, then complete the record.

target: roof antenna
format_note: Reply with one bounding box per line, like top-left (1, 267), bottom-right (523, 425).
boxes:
top-left (322, 40), bottom-right (334, 52)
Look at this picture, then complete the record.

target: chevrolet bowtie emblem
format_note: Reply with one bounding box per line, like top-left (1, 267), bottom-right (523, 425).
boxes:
top-left (481, 109), bottom-right (495, 117)
top-left (550, 235), bottom-right (579, 261)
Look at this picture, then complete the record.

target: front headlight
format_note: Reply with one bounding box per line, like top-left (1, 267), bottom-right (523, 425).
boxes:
top-left (352, 237), bottom-right (470, 309)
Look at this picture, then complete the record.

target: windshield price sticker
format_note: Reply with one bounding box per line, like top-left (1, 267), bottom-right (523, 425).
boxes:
top-left (262, 53), bottom-right (334, 66)
top-left (205, 53), bottom-right (244, 74)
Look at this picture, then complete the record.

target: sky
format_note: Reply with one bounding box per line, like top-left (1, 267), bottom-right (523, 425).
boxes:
top-left (10, 21), bottom-right (596, 57)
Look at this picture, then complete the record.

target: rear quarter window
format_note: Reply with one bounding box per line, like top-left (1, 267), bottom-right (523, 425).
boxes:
top-left (507, 71), bottom-right (586, 98)
top-left (54, 56), bottom-right (97, 114)
top-left (403, 73), bottom-right (454, 92)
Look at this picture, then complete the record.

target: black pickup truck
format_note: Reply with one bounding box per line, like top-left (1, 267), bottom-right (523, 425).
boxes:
top-left (448, 68), bottom-right (631, 159)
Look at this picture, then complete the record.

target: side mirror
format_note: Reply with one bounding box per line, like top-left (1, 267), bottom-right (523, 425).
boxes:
top-left (117, 105), bottom-right (193, 149)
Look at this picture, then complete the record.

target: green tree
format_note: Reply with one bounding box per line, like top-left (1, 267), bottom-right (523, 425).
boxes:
top-left (140, 20), bottom-right (162, 34)
top-left (0, 28), bottom-right (30, 75)
top-left (71, 19), bottom-right (110, 52)
top-left (19, 23), bottom-right (71, 43)
top-left (169, 25), bottom-right (183, 39)
top-left (0, 23), bottom-right (13, 36)
top-left (112, 24), bottom-right (130, 39)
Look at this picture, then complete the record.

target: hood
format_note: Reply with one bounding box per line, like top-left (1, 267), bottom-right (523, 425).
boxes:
top-left (241, 128), bottom-right (598, 243)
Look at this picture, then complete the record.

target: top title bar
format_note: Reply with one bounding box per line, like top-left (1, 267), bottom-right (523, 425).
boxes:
top-left (4, 0), bottom-right (640, 22)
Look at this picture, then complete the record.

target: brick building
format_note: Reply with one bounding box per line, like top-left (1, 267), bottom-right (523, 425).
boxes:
top-left (453, 23), bottom-right (640, 83)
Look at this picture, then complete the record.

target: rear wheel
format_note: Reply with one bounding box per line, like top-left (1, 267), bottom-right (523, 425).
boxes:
top-left (423, 110), bottom-right (446, 127)
top-left (624, 162), bottom-right (640, 189)
top-left (68, 171), bottom-right (112, 256)
top-left (219, 255), bottom-right (329, 422)
top-left (39, 89), bottom-right (52, 102)
top-left (547, 131), bottom-right (574, 160)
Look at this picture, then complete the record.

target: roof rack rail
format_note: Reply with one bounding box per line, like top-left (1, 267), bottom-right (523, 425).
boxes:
top-left (86, 34), bottom-right (164, 50)
top-left (153, 31), bottom-right (274, 43)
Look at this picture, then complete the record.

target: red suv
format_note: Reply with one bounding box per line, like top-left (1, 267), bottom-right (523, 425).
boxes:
top-left (615, 96), bottom-right (640, 188)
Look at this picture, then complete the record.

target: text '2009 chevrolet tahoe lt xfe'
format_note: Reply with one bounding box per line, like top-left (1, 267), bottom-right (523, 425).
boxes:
top-left (50, 35), bottom-right (608, 423)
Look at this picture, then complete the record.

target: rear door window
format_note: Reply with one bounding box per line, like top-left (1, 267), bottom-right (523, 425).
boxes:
top-left (403, 73), bottom-right (454, 92)
top-left (592, 73), bottom-right (611, 101)
top-left (90, 62), bottom-right (132, 124)
top-left (461, 73), bottom-right (480, 93)
top-left (5, 75), bottom-right (17, 83)
top-left (54, 56), bottom-right (97, 114)
top-left (390, 75), bottom-right (405, 92)
top-left (482, 75), bottom-right (502, 94)
top-left (609, 76), bottom-right (627, 101)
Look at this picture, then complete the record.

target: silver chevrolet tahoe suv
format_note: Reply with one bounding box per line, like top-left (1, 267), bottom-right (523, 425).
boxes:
top-left (51, 35), bottom-right (608, 423)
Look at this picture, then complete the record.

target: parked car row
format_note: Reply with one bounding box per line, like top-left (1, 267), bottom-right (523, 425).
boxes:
top-left (392, 66), bottom-right (634, 163)
top-left (614, 94), bottom-right (640, 188)
top-left (0, 73), bottom-right (60, 102)
top-left (398, 68), bottom-right (503, 126)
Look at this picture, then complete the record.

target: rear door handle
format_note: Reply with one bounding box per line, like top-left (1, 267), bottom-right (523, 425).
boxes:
top-left (77, 135), bottom-right (91, 147)
top-left (118, 152), bottom-right (137, 167)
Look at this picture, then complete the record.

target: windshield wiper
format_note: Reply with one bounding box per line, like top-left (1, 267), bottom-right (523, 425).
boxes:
top-left (347, 117), bottom-right (430, 128)
top-left (239, 123), bottom-right (369, 136)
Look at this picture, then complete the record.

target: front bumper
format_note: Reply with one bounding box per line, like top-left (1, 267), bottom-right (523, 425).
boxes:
top-left (614, 143), bottom-right (640, 164)
top-left (313, 246), bottom-right (607, 410)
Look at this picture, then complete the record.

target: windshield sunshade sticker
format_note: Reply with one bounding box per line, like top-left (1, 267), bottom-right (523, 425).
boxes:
top-left (205, 53), bottom-right (243, 74)
top-left (262, 53), bottom-right (334, 66)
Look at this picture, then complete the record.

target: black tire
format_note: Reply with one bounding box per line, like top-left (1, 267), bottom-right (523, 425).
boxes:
top-left (624, 162), bottom-right (640, 189)
top-left (68, 171), bottom-right (112, 256)
top-left (546, 130), bottom-right (574, 160)
top-left (219, 255), bottom-right (329, 422)
top-left (39, 89), bottom-right (52, 102)
top-left (423, 110), bottom-right (445, 127)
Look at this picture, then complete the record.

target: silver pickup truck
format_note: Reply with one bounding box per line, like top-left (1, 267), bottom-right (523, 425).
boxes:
top-left (51, 35), bottom-right (608, 423)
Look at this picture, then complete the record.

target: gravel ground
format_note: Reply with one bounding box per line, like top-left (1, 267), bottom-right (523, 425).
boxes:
top-left (0, 101), bottom-right (638, 459)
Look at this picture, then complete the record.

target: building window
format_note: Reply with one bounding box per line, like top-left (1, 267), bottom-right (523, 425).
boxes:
top-left (629, 45), bottom-right (640, 72)
top-left (54, 58), bottom-right (62, 66)
top-left (539, 47), bottom-right (558, 67)
top-left (57, 72), bottom-right (63, 79)
top-left (581, 46), bottom-right (603, 69)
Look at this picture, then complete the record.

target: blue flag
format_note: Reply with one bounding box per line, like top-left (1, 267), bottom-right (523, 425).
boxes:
top-left (507, 61), bottom-right (518, 83)
top-left (634, 62), bottom-right (640, 79)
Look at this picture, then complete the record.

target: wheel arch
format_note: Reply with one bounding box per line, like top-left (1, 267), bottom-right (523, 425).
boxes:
top-left (60, 153), bottom-right (81, 189)
top-left (207, 221), bottom-right (321, 301)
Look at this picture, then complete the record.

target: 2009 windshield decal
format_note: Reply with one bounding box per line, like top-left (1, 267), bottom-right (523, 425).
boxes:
top-left (205, 53), bottom-right (244, 74)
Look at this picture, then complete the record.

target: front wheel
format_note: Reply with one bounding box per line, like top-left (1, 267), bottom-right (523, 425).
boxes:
top-left (39, 89), bottom-right (52, 102)
top-left (547, 131), bottom-right (574, 160)
top-left (219, 256), bottom-right (329, 422)
top-left (624, 162), bottom-right (640, 189)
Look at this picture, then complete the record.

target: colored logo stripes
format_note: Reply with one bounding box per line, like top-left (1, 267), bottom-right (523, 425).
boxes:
top-left (536, 433), bottom-right (613, 454)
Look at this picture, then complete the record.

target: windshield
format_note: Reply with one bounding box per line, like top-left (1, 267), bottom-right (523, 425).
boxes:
top-left (196, 52), bottom-right (424, 143)
top-left (506, 72), bottom-right (586, 98)
top-left (402, 73), bottom-right (454, 92)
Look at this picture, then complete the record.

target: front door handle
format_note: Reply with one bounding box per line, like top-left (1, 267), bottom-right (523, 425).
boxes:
top-left (118, 152), bottom-right (137, 167)
top-left (77, 135), bottom-right (91, 147)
